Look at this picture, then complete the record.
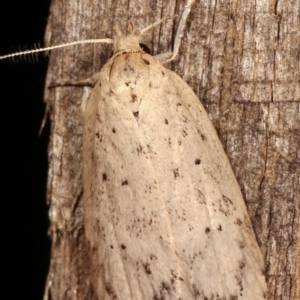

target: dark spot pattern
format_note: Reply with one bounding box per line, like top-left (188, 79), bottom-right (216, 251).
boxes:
top-left (222, 195), bottom-right (233, 205)
top-left (102, 173), bottom-right (107, 181)
top-left (131, 93), bottom-right (137, 103)
top-left (122, 180), bottom-right (128, 186)
top-left (143, 58), bottom-right (150, 65)
top-left (112, 128), bottom-right (116, 133)
top-left (105, 284), bottom-right (116, 298)
top-left (239, 261), bottom-right (246, 269)
top-left (164, 119), bottom-right (169, 124)
top-left (133, 111), bottom-right (139, 119)
top-left (173, 168), bottom-right (179, 178)
top-left (205, 227), bottom-right (210, 234)
top-left (235, 275), bottom-right (244, 293)
top-left (235, 218), bottom-right (243, 226)
top-left (143, 263), bottom-right (152, 274)
top-left (195, 158), bottom-right (201, 165)
top-left (137, 145), bottom-right (143, 154)
top-left (123, 65), bottom-right (134, 72)
top-left (121, 244), bottom-right (126, 250)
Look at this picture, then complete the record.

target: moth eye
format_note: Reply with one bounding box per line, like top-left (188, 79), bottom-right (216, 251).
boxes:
top-left (139, 43), bottom-right (150, 54)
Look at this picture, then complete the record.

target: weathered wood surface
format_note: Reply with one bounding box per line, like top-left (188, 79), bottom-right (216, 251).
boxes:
top-left (44, 0), bottom-right (299, 299)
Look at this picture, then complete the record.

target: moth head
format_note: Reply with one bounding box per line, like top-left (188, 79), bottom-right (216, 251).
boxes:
top-left (113, 21), bottom-right (143, 54)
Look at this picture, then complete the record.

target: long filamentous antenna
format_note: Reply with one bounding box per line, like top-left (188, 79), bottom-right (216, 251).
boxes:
top-left (0, 38), bottom-right (114, 60)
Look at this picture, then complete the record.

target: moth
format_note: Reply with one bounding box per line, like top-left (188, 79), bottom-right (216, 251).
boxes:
top-left (81, 11), bottom-right (267, 300)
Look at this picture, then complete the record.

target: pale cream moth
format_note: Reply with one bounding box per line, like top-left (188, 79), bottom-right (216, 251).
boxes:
top-left (81, 6), bottom-right (267, 300)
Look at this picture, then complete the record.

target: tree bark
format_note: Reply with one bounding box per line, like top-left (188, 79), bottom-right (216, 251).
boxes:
top-left (44, 0), bottom-right (299, 299)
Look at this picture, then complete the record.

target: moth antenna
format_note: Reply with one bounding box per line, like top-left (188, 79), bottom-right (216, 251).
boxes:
top-left (112, 25), bottom-right (123, 37)
top-left (128, 21), bottom-right (136, 33)
top-left (0, 38), bottom-right (114, 60)
top-left (137, 16), bottom-right (177, 37)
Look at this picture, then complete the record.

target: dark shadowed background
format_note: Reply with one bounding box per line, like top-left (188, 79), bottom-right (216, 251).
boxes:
top-left (0, 1), bottom-right (51, 299)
